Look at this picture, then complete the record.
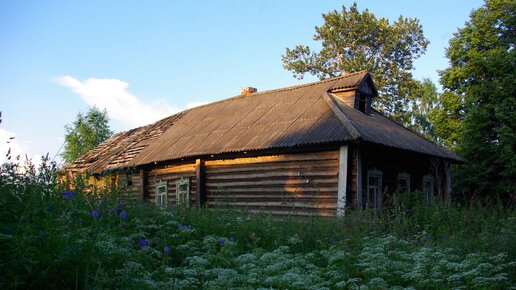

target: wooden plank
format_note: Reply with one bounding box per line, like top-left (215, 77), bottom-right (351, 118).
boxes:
top-left (151, 163), bottom-right (197, 174)
top-left (205, 170), bottom-right (339, 180)
top-left (205, 161), bottom-right (338, 174)
top-left (196, 159), bottom-right (204, 208)
top-left (356, 146), bottom-right (363, 209)
top-left (204, 151), bottom-right (338, 167)
top-left (206, 186), bottom-right (337, 193)
top-left (337, 145), bottom-right (348, 216)
top-left (206, 195), bottom-right (337, 202)
top-left (205, 178), bottom-right (337, 188)
top-left (139, 169), bottom-right (147, 201)
top-left (233, 208), bottom-right (336, 217)
top-left (206, 201), bottom-right (336, 209)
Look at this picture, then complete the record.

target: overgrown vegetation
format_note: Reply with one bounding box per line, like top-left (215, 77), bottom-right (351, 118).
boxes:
top-left (1, 158), bottom-right (515, 289)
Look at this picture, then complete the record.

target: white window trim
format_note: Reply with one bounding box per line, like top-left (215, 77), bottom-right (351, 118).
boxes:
top-left (423, 175), bottom-right (435, 204)
top-left (176, 177), bottom-right (190, 207)
top-left (366, 169), bottom-right (383, 211)
top-left (155, 181), bottom-right (168, 208)
top-left (397, 172), bottom-right (411, 193)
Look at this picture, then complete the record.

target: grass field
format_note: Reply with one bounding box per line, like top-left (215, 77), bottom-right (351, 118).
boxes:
top-left (1, 158), bottom-right (515, 289)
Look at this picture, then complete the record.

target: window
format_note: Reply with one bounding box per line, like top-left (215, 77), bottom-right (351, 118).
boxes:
top-left (155, 181), bottom-right (168, 208)
top-left (423, 175), bottom-right (434, 204)
top-left (367, 170), bottom-right (383, 211)
top-left (397, 172), bottom-right (411, 193)
top-left (176, 177), bottom-right (190, 207)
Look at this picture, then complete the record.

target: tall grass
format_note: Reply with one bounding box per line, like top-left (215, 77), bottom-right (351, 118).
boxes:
top-left (1, 157), bottom-right (514, 289)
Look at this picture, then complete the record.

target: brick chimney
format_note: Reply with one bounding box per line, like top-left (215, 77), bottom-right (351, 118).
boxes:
top-left (240, 87), bottom-right (257, 95)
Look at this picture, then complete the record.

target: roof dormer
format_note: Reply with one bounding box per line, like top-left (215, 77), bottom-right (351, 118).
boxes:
top-left (329, 71), bottom-right (378, 114)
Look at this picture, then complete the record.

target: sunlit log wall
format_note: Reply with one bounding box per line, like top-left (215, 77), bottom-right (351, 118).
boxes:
top-left (203, 150), bottom-right (340, 216)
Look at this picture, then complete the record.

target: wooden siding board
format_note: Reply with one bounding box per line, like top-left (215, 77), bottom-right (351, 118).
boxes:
top-left (204, 150), bottom-right (339, 216)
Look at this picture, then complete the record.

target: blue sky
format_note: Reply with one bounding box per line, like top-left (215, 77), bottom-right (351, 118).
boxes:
top-left (0, 0), bottom-right (483, 165)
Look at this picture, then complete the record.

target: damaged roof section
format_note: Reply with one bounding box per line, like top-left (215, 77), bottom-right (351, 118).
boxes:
top-left (65, 113), bottom-right (182, 174)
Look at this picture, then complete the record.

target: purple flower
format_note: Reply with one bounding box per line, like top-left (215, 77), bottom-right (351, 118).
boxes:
top-left (61, 190), bottom-right (74, 201)
top-left (218, 239), bottom-right (225, 246)
top-left (66, 245), bottom-right (72, 252)
top-left (47, 205), bottom-right (53, 212)
top-left (177, 223), bottom-right (191, 232)
top-left (119, 209), bottom-right (127, 219)
top-left (138, 238), bottom-right (148, 248)
top-left (90, 209), bottom-right (100, 219)
top-left (229, 236), bottom-right (235, 242)
top-left (164, 245), bottom-right (170, 255)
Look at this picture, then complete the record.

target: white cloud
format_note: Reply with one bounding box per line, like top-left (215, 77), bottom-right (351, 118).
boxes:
top-left (0, 129), bottom-right (42, 164)
top-left (56, 76), bottom-right (178, 128)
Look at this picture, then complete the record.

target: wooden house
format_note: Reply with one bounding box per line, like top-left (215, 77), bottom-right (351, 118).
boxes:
top-left (65, 71), bottom-right (462, 216)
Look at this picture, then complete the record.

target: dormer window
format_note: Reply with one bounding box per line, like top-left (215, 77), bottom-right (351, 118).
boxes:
top-left (358, 93), bottom-right (367, 113)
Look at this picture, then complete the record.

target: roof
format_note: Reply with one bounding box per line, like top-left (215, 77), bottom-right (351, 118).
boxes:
top-left (65, 113), bottom-right (181, 173)
top-left (67, 71), bottom-right (461, 173)
top-left (131, 71), bottom-right (461, 165)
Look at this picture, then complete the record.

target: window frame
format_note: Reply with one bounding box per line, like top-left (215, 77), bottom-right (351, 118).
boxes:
top-left (397, 172), bottom-right (411, 193)
top-left (423, 175), bottom-right (435, 204)
top-left (176, 177), bottom-right (190, 207)
top-left (366, 169), bottom-right (383, 211)
top-left (155, 181), bottom-right (168, 208)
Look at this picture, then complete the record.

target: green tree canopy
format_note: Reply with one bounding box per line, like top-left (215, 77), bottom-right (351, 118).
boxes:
top-left (438, 0), bottom-right (515, 199)
top-left (281, 2), bottom-right (429, 125)
top-left (62, 106), bottom-right (113, 164)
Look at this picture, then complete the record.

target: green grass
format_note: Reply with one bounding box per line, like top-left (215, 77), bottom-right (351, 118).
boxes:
top-left (1, 157), bottom-right (515, 289)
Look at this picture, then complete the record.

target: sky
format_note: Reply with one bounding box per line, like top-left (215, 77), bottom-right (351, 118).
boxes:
top-left (0, 0), bottom-right (484, 166)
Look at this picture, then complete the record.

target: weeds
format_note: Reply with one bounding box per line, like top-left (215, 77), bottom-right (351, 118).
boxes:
top-left (0, 157), bottom-right (514, 289)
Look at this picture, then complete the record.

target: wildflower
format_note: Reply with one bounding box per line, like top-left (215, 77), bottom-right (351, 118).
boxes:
top-left (47, 205), bottom-right (52, 212)
top-left (164, 245), bottom-right (170, 255)
top-left (138, 238), bottom-right (148, 248)
top-left (90, 209), bottom-right (100, 219)
top-left (229, 236), bottom-right (235, 243)
top-left (113, 204), bottom-right (120, 213)
top-left (66, 245), bottom-right (72, 252)
top-left (218, 239), bottom-right (225, 246)
top-left (61, 190), bottom-right (74, 201)
top-left (177, 223), bottom-right (191, 232)
top-left (119, 209), bottom-right (127, 219)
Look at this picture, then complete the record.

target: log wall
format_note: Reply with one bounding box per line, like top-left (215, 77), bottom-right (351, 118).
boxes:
top-left (147, 163), bottom-right (198, 208)
top-left (204, 150), bottom-right (340, 216)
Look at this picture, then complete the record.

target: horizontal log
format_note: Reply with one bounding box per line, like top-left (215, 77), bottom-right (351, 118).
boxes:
top-left (206, 186), bottom-right (337, 193)
top-left (204, 151), bottom-right (338, 167)
top-left (206, 163), bottom-right (339, 176)
top-left (207, 206), bottom-right (336, 217)
top-left (205, 178), bottom-right (337, 188)
top-left (151, 164), bottom-right (197, 174)
top-left (206, 195), bottom-right (336, 202)
top-left (206, 200), bottom-right (336, 209)
top-left (204, 170), bottom-right (339, 180)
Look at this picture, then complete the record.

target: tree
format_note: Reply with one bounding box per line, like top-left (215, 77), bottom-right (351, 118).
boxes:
top-left (62, 106), bottom-right (113, 164)
top-left (281, 2), bottom-right (429, 125)
top-left (438, 0), bottom-right (515, 200)
top-left (402, 78), bottom-right (441, 142)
